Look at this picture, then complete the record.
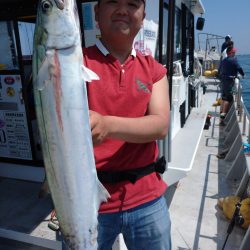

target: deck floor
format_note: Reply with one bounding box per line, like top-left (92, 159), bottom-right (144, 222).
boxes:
top-left (168, 78), bottom-right (246, 250)
top-left (0, 178), bottom-right (62, 249)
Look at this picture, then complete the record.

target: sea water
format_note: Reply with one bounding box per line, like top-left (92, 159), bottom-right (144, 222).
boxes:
top-left (238, 54), bottom-right (250, 110)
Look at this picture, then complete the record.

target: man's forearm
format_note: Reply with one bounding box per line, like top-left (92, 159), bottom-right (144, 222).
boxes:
top-left (104, 114), bottom-right (169, 143)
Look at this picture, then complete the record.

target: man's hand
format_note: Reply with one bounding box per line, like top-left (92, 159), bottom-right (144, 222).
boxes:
top-left (88, 75), bottom-right (170, 144)
top-left (89, 110), bottom-right (109, 145)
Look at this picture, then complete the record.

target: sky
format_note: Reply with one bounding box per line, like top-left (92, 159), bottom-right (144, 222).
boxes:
top-left (195, 0), bottom-right (250, 55)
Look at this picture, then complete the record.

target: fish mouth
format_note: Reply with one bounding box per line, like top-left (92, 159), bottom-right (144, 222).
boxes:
top-left (44, 27), bottom-right (79, 50)
top-left (45, 34), bottom-right (78, 50)
top-left (46, 43), bottom-right (76, 50)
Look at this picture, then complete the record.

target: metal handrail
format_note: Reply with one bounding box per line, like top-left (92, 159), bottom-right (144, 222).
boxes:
top-left (236, 80), bottom-right (250, 142)
top-left (197, 32), bottom-right (225, 54)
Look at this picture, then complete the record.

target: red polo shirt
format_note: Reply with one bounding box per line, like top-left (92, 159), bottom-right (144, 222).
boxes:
top-left (83, 41), bottom-right (167, 213)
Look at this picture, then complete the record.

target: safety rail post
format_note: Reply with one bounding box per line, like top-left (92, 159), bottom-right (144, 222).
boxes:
top-left (238, 91), bottom-right (243, 122)
top-left (242, 112), bottom-right (246, 136)
top-left (236, 80), bottom-right (241, 113)
top-left (248, 121), bottom-right (250, 144)
top-left (240, 93), bottom-right (250, 143)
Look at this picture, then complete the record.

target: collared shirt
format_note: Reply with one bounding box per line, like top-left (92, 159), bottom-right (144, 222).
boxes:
top-left (83, 41), bottom-right (167, 213)
top-left (96, 39), bottom-right (137, 57)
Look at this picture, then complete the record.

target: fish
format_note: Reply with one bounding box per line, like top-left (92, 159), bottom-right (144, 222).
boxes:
top-left (32, 0), bottom-right (110, 249)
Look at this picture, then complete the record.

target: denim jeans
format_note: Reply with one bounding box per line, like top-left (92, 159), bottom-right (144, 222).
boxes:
top-left (97, 196), bottom-right (171, 250)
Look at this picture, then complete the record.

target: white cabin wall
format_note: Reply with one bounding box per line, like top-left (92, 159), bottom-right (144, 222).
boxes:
top-left (171, 0), bottom-right (202, 138)
top-left (171, 61), bottom-right (186, 139)
top-left (175, 0), bottom-right (182, 9)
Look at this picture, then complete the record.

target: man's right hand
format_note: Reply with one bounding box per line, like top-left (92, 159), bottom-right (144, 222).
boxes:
top-left (89, 110), bottom-right (109, 145)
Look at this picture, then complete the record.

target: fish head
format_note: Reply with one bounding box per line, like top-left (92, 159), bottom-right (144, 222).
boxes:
top-left (35, 0), bottom-right (80, 49)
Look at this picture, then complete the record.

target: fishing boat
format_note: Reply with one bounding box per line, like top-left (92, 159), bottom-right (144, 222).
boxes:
top-left (0, 0), bottom-right (249, 249)
top-left (196, 32), bottom-right (224, 74)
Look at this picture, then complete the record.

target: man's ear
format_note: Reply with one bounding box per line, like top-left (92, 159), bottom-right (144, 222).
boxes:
top-left (141, 12), bottom-right (146, 27)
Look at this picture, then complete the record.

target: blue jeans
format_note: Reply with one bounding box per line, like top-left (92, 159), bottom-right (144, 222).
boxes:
top-left (97, 196), bottom-right (171, 250)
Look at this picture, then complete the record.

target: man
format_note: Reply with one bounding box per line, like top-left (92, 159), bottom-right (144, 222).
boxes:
top-left (220, 35), bottom-right (234, 61)
top-left (221, 35), bottom-right (232, 54)
top-left (219, 47), bottom-right (244, 125)
top-left (84, 0), bottom-right (171, 249)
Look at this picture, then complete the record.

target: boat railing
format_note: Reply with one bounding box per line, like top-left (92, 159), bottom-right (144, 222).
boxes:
top-left (197, 32), bottom-right (225, 55)
top-left (235, 78), bottom-right (250, 143)
top-left (196, 32), bottom-right (224, 73)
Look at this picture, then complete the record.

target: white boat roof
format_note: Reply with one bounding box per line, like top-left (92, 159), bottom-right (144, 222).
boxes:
top-left (190, 0), bottom-right (205, 14)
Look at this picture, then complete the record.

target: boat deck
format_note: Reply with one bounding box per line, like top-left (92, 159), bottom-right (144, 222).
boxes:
top-left (0, 178), bottom-right (62, 249)
top-left (168, 77), bottom-right (247, 250)
top-left (0, 77), bottom-right (249, 250)
top-left (164, 106), bottom-right (208, 187)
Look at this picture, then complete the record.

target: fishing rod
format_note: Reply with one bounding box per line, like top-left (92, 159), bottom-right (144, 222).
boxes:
top-left (221, 176), bottom-right (250, 250)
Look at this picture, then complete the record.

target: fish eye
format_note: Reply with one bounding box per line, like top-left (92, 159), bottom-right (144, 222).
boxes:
top-left (41, 0), bottom-right (52, 13)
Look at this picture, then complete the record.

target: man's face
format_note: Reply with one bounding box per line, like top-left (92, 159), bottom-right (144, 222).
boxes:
top-left (95, 0), bottom-right (145, 39)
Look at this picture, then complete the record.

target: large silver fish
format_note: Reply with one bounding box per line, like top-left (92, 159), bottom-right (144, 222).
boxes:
top-left (32, 0), bottom-right (110, 249)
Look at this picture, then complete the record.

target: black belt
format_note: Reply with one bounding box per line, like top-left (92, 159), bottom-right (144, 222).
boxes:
top-left (97, 156), bottom-right (166, 184)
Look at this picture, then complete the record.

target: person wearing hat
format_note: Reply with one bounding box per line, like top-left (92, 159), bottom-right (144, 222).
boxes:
top-left (84, 0), bottom-right (172, 249)
top-left (219, 46), bottom-right (245, 125)
top-left (221, 40), bottom-right (234, 60)
top-left (221, 35), bottom-right (232, 54)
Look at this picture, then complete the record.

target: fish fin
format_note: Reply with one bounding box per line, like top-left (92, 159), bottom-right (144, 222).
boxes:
top-left (37, 57), bottom-right (51, 91)
top-left (97, 180), bottom-right (110, 203)
top-left (81, 65), bottom-right (100, 82)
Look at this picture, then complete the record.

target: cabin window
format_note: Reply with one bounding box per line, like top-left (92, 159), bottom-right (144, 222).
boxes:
top-left (187, 11), bottom-right (194, 75)
top-left (81, 1), bottom-right (100, 47)
top-left (0, 21), bottom-right (19, 70)
top-left (161, 2), bottom-right (169, 65)
top-left (174, 7), bottom-right (182, 61)
top-left (18, 22), bottom-right (35, 62)
top-left (180, 5), bottom-right (194, 76)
